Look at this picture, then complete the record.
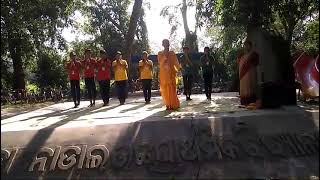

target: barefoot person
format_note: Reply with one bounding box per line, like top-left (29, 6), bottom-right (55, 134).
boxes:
top-left (97, 49), bottom-right (111, 106)
top-left (66, 52), bottom-right (81, 108)
top-left (238, 40), bottom-right (259, 106)
top-left (82, 48), bottom-right (97, 107)
top-left (112, 51), bottom-right (128, 105)
top-left (200, 47), bottom-right (215, 100)
top-left (139, 51), bottom-right (153, 104)
top-left (158, 39), bottom-right (181, 110)
top-left (179, 46), bottom-right (194, 101)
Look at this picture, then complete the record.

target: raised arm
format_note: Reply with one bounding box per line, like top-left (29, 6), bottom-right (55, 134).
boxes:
top-left (172, 52), bottom-right (181, 71)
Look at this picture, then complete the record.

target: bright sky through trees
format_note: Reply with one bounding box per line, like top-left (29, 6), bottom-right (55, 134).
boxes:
top-left (62, 0), bottom-right (209, 54)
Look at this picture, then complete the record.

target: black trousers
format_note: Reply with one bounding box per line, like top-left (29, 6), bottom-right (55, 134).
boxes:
top-left (116, 80), bottom-right (127, 103)
top-left (99, 80), bottom-right (110, 104)
top-left (85, 77), bottom-right (96, 103)
top-left (203, 73), bottom-right (213, 99)
top-left (70, 80), bottom-right (80, 105)
top-left (183, 75), bottom-right (193, 97)
top-left (141, 79), bottom-right (152, 102)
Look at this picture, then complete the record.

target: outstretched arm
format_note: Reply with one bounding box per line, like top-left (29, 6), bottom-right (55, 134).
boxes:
top-left (172, 52), bottom-right (181, 71)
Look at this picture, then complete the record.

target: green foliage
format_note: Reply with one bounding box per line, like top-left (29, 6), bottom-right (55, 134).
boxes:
top-left (77, 0), bottom-right (149, 59)
top-left (68, 40), bottom-right (101, 59)
top-left (35, 48), bottom-right (68, 89)
top-left (1, 0), bottom-right (78, 89)
top-left (293, 15), bottom-right (319, 56)
top-left (26, 83), bottom-right (39, 93)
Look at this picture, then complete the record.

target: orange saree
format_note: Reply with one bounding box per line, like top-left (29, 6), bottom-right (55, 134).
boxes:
top-left (158, 50), bottom-right (181, 110)
top-left (238, 51), bottom-right (259, 105)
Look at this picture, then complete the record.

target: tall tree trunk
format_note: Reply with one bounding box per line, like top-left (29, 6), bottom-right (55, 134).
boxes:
top-left (123, 0), bottom-right (143, 78)
top-left (181, 0), bottom-right (194, 52)
top-left (8, 38), bottom-right (25, 90)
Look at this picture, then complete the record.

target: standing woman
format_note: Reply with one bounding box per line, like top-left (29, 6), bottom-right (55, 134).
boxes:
top-left (158, 39), bottom-right (181, 110)
top-left (139, 51), bottom-right (153, 104)
top-left (66, 51), bottom-right (81, 108)
top-left (82, 48), bottom-right (97, 107)
top-left (238, 40), bottom-right (259, 106)
top-left (112, 51), bottom-right (128, 105)
top-left (97, 49), bottom-right (111, 106)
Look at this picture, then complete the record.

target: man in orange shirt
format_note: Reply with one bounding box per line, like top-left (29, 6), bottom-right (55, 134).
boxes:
top-left (112, 51), bottom-right (128, 105)
top-left (66, 51), bottom-right (81, 108)
top-left (158, 39), bottom-right (181, 110)
top-left (97, 49), bottom-right (111, 106)
top-left (82, 48), bottom-right (97, 107)
top-left (139, 51), bottom-right (153, 104)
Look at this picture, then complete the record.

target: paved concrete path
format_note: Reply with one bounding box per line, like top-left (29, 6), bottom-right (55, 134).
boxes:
top-left (2, 92), bottom-right (319, 132)
top-left (1, 93), bottom-right (245, 132)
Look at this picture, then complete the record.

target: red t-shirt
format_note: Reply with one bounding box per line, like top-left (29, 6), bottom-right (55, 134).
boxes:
top-left (82, 58), bottom-right (97, 78)
top-left (66, 60), bottom-right (81, 80)
top-left (97, 59), bottom-right (111, 81)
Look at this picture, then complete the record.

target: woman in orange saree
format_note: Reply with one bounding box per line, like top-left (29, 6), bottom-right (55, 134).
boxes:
top-left (158, 39), bottom-right (181, 110)
top-left (238, 40), bottom-right (259, 106)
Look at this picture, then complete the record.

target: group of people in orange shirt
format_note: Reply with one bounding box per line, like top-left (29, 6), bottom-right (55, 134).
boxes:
top-left (66, 38), bottom-right (259, 110)
top-left (66, 49), bottom-right (153, 108)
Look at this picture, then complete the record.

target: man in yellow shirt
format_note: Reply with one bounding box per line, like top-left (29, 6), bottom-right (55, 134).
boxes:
top-left (112, 51), bottom-right (128, 105)
top-left (139, 51), bottom-right (153, 104)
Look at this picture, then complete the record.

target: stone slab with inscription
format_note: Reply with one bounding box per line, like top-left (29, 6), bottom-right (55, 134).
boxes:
top-left (1, 93), bottom-right (319, 179)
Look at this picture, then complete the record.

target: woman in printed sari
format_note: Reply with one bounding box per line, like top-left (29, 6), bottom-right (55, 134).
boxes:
top-left (238, 40), bottom-right (259, 107)
top-left (158, 39), bottom-right (181, 110)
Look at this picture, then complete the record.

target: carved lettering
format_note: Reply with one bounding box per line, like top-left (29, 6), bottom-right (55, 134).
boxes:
top-left (49, 146), bottom-right (61, 171)
top-left (1, 131), bottom-right (319, 175)
top-left (156, 140), bottom-right (174, 162)
top-left (57, 146), bottom-right (81, 170)
top-left (134, 143), bottom-right (155, 166)
top-left (240, 139), bottom-right (264, 158)
top-left (198, 136), bottom-right (222, 161)
top-left (111, 146), bottom-right (132, 169)
top-left (278, 134), bottom-right (301, 156)
top-left (77, 145), bottom-right (87, 169)
top-left (2, 148), bottom-right (18, 174)
top-left (28, 147), bottom-right (54, 172)
top-left (85, 145), bottom-right (109, 170)
top-left (221, 140), bottom-right (239, 160)
top-left (295, 132), bottom-right (319, 155)
top-left (260, 135), bottom-right (286, 157)
top-left (178, 138), bottom-right (198, 161)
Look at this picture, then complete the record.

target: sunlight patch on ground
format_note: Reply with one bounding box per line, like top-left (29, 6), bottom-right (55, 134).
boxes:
top-left (1, 93), bottom-right (248, 132)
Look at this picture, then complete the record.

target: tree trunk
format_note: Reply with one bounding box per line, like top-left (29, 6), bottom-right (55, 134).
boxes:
top-left (8, 38), bottom-right (25, 90)
top-left (181, 0), bottom-right (195, 52)
top-left (123, 0), bottom-right (143, 76)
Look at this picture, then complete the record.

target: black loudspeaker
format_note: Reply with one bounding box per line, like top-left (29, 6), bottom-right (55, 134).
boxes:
top-left (261, 82), bottom-right (282, 108)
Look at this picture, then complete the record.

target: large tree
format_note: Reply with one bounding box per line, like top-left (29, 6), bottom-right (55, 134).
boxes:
top-left (1, 0), bottom-right (77, 90)
top-left (160, 0), bottom-right (199, 52)
top-left (123, 0), bottom-right (143, 62)
top-left (82, 0), bottom-right (148, 60)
